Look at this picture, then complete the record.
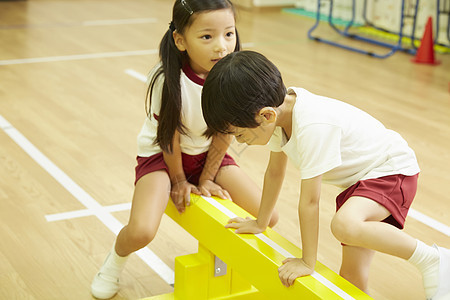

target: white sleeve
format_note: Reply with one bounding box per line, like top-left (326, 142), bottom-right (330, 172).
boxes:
top-left (297, 124), bottom-right (342, 179)
top-left (268, 127), bottom-right (283, 152)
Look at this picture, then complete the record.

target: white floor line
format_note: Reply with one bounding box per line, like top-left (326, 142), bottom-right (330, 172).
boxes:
top-left (125, 69), bottom-right (148, 82)
top-left (0, 114), bottom-right (174, 285)
top-left (45, 199), bottom-right (450, 238)
top-left (0, 42), bottom-right (255, 66)
top-left (0, 49), bottom-right (158, 66)
top-left (45, 203), bottom-right (132, 222)
top-left (409, 208), bottom-right (450, 237)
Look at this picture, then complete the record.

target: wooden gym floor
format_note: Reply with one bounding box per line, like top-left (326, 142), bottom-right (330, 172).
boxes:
top-left (0, 0), bottom-right (449, 299)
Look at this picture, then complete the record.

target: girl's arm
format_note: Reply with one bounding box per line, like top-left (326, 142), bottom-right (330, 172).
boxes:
top-left (278, 174), bottom-right (322, 287)
top-left (225, 151), bottom-right (287, 233)
top-left (198, 133), bottom-right (232, 199)
top-left (163, 130), bottom-right (200, 213)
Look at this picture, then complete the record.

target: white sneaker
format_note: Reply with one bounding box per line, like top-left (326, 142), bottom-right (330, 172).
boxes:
top-left (91, 251), bottom-right (125, 299)
top-left (430, 245), bottom-right (450, 300)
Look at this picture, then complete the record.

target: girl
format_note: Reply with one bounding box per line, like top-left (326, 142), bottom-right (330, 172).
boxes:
top-left (91, 1), bottom-right (278, 299)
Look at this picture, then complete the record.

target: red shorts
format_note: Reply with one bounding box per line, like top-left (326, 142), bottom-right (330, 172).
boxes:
top-left (134, 152), bottom-right (238, 185)
top-left (336, 174), bottom-right (419, 229)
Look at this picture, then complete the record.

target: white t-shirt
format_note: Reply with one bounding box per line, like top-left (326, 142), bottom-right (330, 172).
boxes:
top-left (137, 64), bottom-right (211, 157)
top-left (268, 87), bottom-right (420, 189)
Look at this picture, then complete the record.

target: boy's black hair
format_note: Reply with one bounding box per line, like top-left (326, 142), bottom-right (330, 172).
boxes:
top-left (202, 51), bottom-right (286, 137)
top-left (147, 0), bottom-right (240, 153)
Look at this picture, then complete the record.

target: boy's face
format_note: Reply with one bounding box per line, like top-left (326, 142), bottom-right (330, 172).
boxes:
top-left (228, 108), bottom-right (277, 145)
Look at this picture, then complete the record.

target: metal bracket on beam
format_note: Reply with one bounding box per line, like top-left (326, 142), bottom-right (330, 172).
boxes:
top-left (214, 256), bottom-right (227, 277)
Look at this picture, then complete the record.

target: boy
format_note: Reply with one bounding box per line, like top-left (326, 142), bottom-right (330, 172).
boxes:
top-left (201, 50), bottom-right (450, 299)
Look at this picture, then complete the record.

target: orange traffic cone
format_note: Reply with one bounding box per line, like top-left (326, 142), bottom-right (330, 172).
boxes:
top-left (411, 16), bottom-right (440, 65)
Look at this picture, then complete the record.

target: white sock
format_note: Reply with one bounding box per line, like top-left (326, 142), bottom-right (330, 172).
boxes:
top-left (408, 240), bottom-right (439, 298)
top-left (110, 246), bottom-right (129, 266)
top-left (100, 244), bottom-right (129, 278)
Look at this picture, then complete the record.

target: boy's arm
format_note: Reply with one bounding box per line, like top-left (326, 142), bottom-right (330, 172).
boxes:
top-left (226, 151), bottom-right (287, 233)
top-left (256, 151), bottom-right (288, 228)
top-left (198, 133), bottom-right (232, 199)
top-left (298, 175), bottom-right (322, 269)
top-left (163, 130), bottom-right (200, 213)
top-left (277, 174), bottom-right (322, 287)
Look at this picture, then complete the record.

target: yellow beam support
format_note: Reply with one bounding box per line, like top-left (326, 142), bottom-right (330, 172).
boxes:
top-left (145, 194), bottom-right (372, 300)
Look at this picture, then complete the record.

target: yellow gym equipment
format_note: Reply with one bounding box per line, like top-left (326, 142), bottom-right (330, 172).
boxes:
top-left (143, 194), bottom-right (372, 299)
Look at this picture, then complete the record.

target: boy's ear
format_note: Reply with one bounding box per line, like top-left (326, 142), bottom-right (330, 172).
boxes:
top-left (257, 107), bottom-right (277, 125)
top-left (173, 31), bottom-right (186, 52)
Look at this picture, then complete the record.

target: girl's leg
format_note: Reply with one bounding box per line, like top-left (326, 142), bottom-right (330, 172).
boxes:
top-left (116, 170), bottom-right (171, 256)
top-left (215, 165), bottom-right (278, 227)
top-left (91, 170), bottom-right (171, 299)
top-left (340, 245), bottom-right (375, 294)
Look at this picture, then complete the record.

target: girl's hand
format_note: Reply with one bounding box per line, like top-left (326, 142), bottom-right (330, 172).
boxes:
top-left (278, 258), bottom-right (314, 287)
top-left (198, 179), bottom-right (231, 200)
top-left (171, 180), bottom-right (201, 213)
top-left (225, 217), bottom-right (266, 234)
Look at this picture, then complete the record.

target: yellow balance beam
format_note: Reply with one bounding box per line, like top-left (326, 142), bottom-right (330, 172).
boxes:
top-left (150, 194), bottom-right (372, 299)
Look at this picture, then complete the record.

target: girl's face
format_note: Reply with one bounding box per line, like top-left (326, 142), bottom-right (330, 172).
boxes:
top-left (173, 8), bottom-right (237, 79)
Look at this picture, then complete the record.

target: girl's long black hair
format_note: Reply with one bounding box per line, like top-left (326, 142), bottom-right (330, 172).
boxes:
top-left (146, 0), bottom-right (241, 153)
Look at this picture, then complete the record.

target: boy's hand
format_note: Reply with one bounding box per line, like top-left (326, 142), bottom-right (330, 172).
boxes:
top-left (225, 217), bottom-right (266, 234)
top-left (198, 179), bottom-right (231, 200)
top-left (171, 180), bottom-right (201, 213)
top-left (278, 258), bottom-right (314, 287)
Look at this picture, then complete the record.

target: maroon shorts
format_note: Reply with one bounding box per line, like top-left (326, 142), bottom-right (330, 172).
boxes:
top-left (135, 152), bottom-right (238, 185)
top-left (336, 174), bottom-right (419, 229)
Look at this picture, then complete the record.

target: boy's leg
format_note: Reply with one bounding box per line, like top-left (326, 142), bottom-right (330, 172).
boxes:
top-left (91, 170), bottom-right (171, 299)
top-left (215, 165), bottom-right (278, 227)
top-left (340, 245), bottom-right (375, 294)
top-left (331, 196), bottom-right (444, 298)
top-left (331, 196), bottom-right (417, 258)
